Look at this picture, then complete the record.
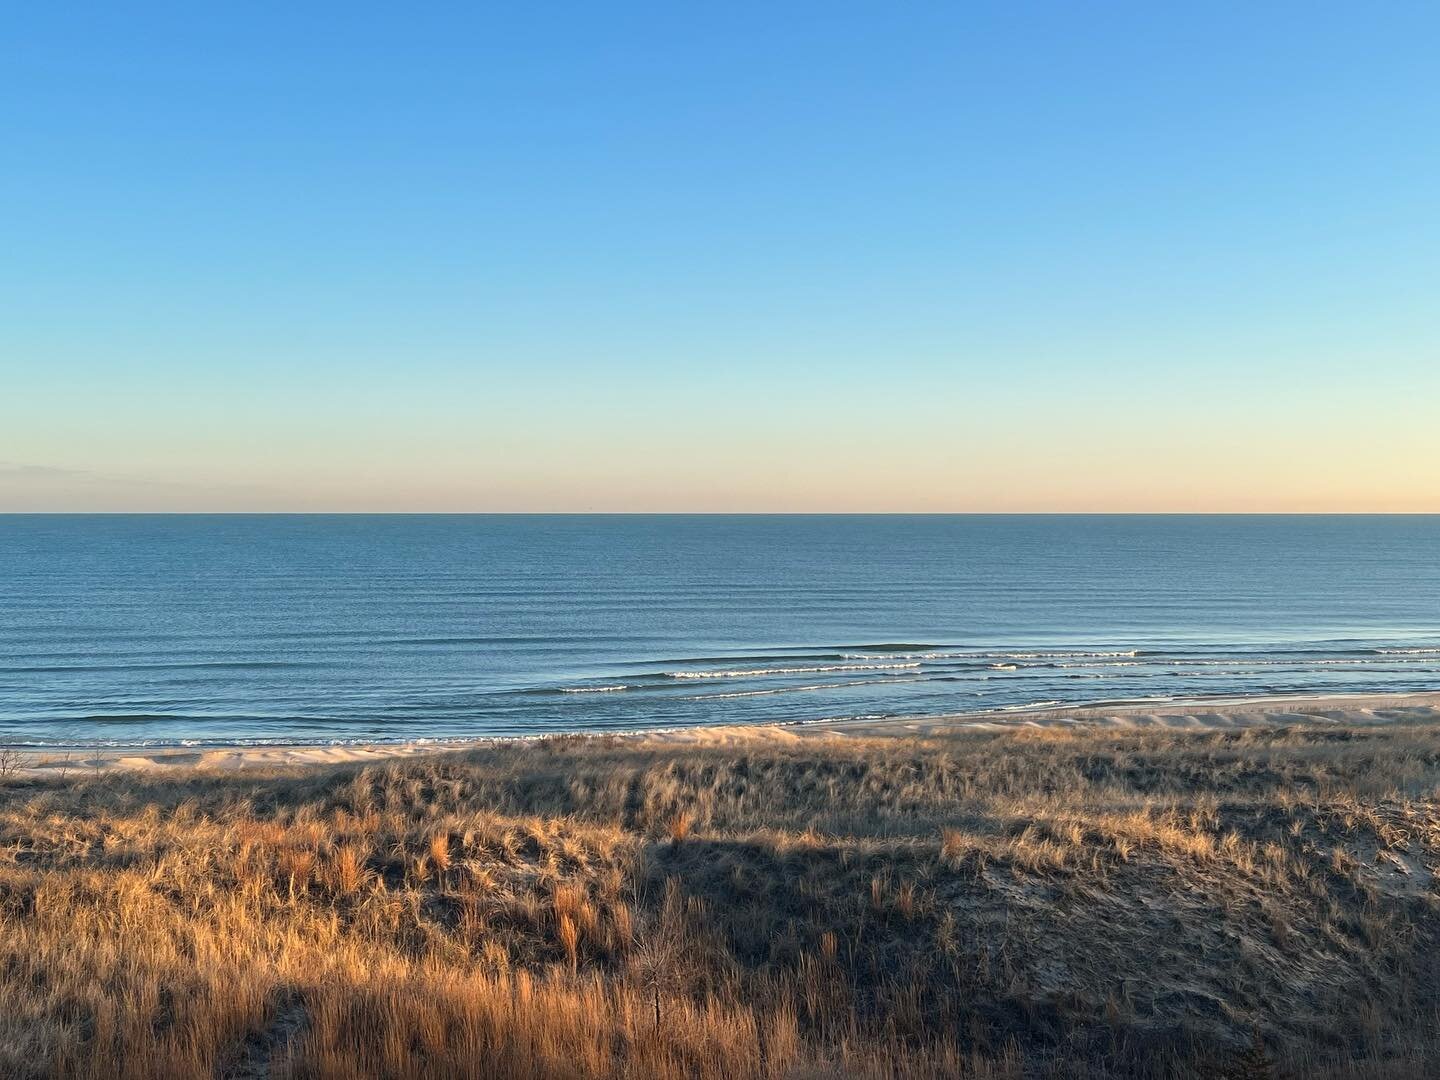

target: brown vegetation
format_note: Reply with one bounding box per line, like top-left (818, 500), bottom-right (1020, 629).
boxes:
top-left (4, 722), bottom-right (1440, 1077)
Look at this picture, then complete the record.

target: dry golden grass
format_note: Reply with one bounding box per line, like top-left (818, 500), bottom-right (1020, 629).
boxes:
top-left (4, 722), bottom-right (1440, 1077)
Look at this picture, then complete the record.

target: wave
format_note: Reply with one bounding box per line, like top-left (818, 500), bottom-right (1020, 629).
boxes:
top-left (841, 651), bottom-right (970, 660)
top-left (642, 652), bottom-right (849, 666)
top-left (840, 649), bottom-right (1141, 661)
top-left (665, 662), bottom-right (922, 679)
top-left (557, 685), bottom-right (630, 694)
top-left (990, 650), bottom-right (1140, 660)
top-left (684, 682), bottom-right (853, 700)
top-left (832, 643), bottom-right (941, 652)
top-left (684, 675), bottom-right (929, 700)
top-left (0, 660), bottom-right (318, 673)
top-left (1166, 657), bottom-right (1434, 668)
top-left (37, 714), bottom-right (183, 724)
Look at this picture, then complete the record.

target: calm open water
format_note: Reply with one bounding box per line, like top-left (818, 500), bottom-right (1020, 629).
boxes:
top-left (1, 515), bottom-right (1438, 747)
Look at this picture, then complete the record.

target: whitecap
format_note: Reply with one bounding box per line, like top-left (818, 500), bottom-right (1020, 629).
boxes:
top-left (666, 662), bottom-right (921, 679)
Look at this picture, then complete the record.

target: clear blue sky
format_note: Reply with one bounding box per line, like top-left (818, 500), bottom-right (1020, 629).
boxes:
top-left (4, 3), bottom-right (1438, 511)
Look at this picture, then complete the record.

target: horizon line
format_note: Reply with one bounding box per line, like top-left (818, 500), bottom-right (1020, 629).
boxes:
top-left (4, 510), bottom-right (1440, 518)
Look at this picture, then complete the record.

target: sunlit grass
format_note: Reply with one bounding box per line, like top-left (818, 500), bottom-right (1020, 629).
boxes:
top-left (3, 723), bottom-right (1440, 1077)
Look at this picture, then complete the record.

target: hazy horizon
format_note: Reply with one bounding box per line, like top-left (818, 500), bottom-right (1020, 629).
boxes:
top-left (3, 510), bottom-right (1440, 517)
top-left (6, 4), bottom-right (1439, 514)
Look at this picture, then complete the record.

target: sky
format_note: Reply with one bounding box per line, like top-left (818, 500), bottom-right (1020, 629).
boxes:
top-left (3, 3), bottom-right (1438, 512)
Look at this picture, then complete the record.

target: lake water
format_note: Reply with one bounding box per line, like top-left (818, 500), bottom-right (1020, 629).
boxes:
top-left (1, 515), bottom-right (1438, 747)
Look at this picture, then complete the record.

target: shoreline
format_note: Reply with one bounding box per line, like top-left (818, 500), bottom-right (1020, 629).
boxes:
top-left (9, 689), bottom-right (1440, 777)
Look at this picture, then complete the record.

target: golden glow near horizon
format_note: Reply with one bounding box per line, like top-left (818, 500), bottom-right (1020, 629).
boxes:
top-left (7, 8), bottom-right (1440, 513)
top-left (5, 372), bottom-right (1438, 512)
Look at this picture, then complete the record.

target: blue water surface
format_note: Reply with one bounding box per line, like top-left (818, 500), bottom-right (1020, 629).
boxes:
top-left (1, 515), bottom-right (1437, 746)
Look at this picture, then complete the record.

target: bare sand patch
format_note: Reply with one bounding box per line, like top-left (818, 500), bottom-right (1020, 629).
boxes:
top-left (13, 691), bottom-right (1440, 776)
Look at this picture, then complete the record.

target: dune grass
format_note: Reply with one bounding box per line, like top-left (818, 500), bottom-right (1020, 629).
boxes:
top-left (4, 722), bottom-right (1440, 1077)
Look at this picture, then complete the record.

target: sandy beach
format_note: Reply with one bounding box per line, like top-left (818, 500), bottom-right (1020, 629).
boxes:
top-left (17, 690), bottom-right (1440, 777)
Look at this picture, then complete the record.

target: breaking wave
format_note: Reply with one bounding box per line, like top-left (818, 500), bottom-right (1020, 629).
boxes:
top-left (665, 662), bottom-right (922, 679)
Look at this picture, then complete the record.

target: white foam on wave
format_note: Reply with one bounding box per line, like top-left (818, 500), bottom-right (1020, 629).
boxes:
top-left (558, 685), bottom-right (630, 693)
top-left (666, 662), bottom-right (921, 679)
top-left (841, 649), bottom-right (1141, 661)
top-left (991, 650), bottom-right (1140, 660)
top-left (840, 651), bottom-right (971, 661)
top-left (685, 682), bottom-right (850, 700)
top-left (1312, 658), bottom-right (1419, 666)
top-left (1171, 658), bottom-right (1432, 668)
top-left (792, 713), bottom-right (896, 725)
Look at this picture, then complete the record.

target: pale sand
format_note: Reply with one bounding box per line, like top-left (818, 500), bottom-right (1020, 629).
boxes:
top-left (14, 691), bottom-right (1440, 777)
